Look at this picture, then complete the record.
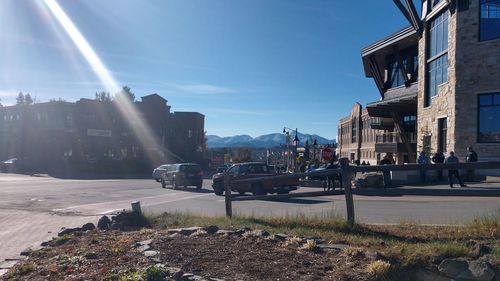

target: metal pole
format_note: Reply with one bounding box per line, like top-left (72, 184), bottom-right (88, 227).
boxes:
top-left (340, 158), bottom-right (355, 228)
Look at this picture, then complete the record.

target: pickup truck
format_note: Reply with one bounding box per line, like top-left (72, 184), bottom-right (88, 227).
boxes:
top-left (211, 162), bottom-right (299, 196)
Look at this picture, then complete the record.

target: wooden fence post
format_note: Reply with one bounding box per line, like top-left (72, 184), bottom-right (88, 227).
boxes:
top-left (224, 176), bottom-right (232, 217)
top-left (340, 158), bottom-right (355, 228)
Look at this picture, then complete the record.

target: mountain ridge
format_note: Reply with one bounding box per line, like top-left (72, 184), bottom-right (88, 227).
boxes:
top-left (207, 133), bottom-right (335, 148)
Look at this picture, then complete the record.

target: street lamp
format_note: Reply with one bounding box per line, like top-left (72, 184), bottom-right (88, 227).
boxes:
top-left (313, 138), bottom-right (318, 163)
top-left (292, 128), bottom-right (299, 172)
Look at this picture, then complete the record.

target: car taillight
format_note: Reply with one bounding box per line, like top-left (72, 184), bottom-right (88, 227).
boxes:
top-left (197, 171), bottom-right (203, 176)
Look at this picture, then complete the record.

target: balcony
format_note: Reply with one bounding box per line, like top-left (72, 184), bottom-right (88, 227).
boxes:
top-left (375, 132), bottom-right (416, 153)
top-left (370, 118), bottom-right (394, 130)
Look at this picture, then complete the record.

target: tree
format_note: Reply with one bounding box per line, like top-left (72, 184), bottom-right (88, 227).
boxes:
top-left (95, 91), bottom-right (111, 102)
top-left (115, 86), bottom-right (135, 102)
top-left (24, 94), bottom-right (33, 105)
top-left (16, 92), bottom-right (24, 105)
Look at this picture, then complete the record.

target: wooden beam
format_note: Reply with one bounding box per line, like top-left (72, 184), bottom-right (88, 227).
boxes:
top-left (391, 112), bottom-right (416, 163)
top-left (393, 47), bottom-right (411, 84)
top-left (368, 56), bottom-right (385, 98)
top-left (340, 158), bottom-right (355, 228)
top-left (405, 0), bottom-right (423, 35)
top-left (393, 0), bottom-right (414, 27)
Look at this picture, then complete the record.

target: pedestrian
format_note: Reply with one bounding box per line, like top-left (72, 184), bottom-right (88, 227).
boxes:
top-left (465, 146), bottom-right (478, 182)
top-left (431, 149), bottom-right (445, 181)
top-left (361, 161), bottom-right (366, 165)
top-left (417, 151), bottom-right (427, 184)
top-left (379, 154), bottom-right (392, 188)
top-left (444, 151), bottom-right (466, 188)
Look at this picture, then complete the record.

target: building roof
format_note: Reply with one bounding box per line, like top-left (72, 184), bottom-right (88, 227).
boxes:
top-left (141, 93), bottom-right (167, 104)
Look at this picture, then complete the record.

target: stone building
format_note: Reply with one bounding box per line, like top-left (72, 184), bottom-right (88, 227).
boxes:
top-left (338, 0), bottom-right (500, 165)
top-left (0, 93), bottom-right (205, 174)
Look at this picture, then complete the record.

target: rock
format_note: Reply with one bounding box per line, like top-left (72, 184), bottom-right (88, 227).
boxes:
top-left (254, 230), bottom-right (270, 237)
top-left (274, 233), bottom-right (288, 241)
top-left (438, 258), bottom-right (469, 278)
top-left (203, 225), bottom-right (219, 234)
top-left (137, 244), bottom-right (151, 252)
top-left (81, 222), bottom-right (95, 231)
top-left (465, 260), bottom-right (495, 281)
top-left (215, 230), bottom-right (235, 236)
top-left (166, 267), bottom-right (183, 280)
top-left (179, 227), bottom-right (202, 236)
top-left (97, 216), bottom-right (111, 230)
top-left (136, 239), bottom-right (153, 246)
top-left (20, 248), bottom-right (32, 256)
top-left (58, 227), bottom-right (82, 236)
top-left (144, 250), bottom-right (159, 257)
top-left (415, 269), bottom-right (452, 281)
top-left (318, 244), bottom-right (349, 251)
top-left (169, 233), bottom-right (180, 239)
top-left (182, 274), bottom-right (207, 281)
top-left (40, 240), bottom-right (50, 247)
top-left (472, 243), bottom-right (491, 258)
top-left (235, 227), bottom-right (251, 235)
top-left (110, 211), bottom-right (148, 230)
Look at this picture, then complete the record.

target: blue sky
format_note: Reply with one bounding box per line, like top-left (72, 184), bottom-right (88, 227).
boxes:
top-left (0, 0), bottom-right (408, 139)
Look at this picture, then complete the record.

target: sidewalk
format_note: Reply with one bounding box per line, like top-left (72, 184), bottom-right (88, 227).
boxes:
top-left (353, 181), bottom-right (500, 197)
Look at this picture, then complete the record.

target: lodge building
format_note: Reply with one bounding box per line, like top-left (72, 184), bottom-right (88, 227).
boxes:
top-left (338, 0), bottom-right (500, 165)
top-left (0, 94), bottom-right (205, 174)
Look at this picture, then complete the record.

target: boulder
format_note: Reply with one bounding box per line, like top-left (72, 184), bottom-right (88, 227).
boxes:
top-left (415, 269), bottom-right (452, 281)
top-left (144, 250), bottom-right (159, 257)
top-left (137, 244), bottom-right (151, 252)
top-left (438, 259), bottom-right (469, 278)
top-left (97, 216), bottom-right (111, 230)
top-left (81, 222), bottom-right (95, 231)
top-left (110, 211), bottom-right (148, 230)
top-left (202, 225), bottom-right (219, 234)
top-left (465, 260), bottom-right (495, 281)
top-left (58, 227), bottom-right (82, 236)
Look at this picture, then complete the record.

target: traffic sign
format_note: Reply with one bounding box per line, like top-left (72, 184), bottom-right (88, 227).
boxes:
top-left (322, 148), bottom-right (333, 161)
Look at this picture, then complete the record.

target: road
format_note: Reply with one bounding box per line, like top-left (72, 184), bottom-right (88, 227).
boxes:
top-left (0, 173), bottom-right (499, 267)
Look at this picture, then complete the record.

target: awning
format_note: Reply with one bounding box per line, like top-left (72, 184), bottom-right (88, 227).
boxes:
top-left (366, 90), bottom-right (417, 118)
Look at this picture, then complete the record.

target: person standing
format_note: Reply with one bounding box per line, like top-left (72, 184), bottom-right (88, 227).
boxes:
top-left (444, 151), bottom-right (466, 188)
top-left (417, 151), bottom-right (428, 184)
top-left (465, 146), bottom-right (478, 182)
top-left (379, 154), bottom-right (392, 188)
top-left (431, 150), bottom-right (445, 181)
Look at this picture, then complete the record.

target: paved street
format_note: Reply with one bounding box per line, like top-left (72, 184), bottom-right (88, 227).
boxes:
top-left (0, 173), bottom-right (499, 265)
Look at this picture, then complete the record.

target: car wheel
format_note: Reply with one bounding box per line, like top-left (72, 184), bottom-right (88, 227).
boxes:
top-left (213, 183), bottom-right (224, 196)
top-left (252, 184), bottom-right (266, 196)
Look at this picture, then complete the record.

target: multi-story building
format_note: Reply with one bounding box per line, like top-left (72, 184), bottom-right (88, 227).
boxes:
top-left (0, 93), bottom-right (205, 174)
top-left (338, 0), bottom-right (500, 165)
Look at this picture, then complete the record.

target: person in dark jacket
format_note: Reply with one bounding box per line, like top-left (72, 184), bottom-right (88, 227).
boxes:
top-left (444, 151), bottom-right (466, 188)
top-left (431, 150), bottom-right (445, 181)
top-left (417, 151), bottom-right (428, 184)
top-left (465, 146), bottom-right (478, 182)
top-left (379, 154), bottom-right (393, 188)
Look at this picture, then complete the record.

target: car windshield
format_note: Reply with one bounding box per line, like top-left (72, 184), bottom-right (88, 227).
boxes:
top-left (247, 164), bottom-right (268, 174)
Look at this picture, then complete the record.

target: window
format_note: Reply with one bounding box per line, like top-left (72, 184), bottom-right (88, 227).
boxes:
top-left (430, 0), bottom-right (444, 9)
top-left (480, 0), bottom-right (500, 41)
top-left (385, 49), bottom-right (418, 89)
top-left (351, 118), bottom-right (357, 143)
top-left (438, 118), bottom-right (447, 152)
top-left (426, 11), bottom-right (449, 106)
top-left (478, 93), bottom-right (500, 142)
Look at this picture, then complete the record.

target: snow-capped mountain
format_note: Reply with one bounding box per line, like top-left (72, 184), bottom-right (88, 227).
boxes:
top-left (207, 133), bottom-right (335, 148)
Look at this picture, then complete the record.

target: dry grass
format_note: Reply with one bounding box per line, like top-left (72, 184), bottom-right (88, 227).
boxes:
top-left (366, 260), bottom-right (391, 279)
top-left (300, 239), bottom-right (317, 251)
top-left (146, 209), bottom-right (500, 264)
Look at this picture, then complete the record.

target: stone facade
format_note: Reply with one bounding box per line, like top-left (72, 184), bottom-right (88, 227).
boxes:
top-left (417, 1), bottom-right (500, 161)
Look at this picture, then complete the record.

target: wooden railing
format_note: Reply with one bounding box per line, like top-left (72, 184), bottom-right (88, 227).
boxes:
top-left (224, 158), bottom-right (500, 228)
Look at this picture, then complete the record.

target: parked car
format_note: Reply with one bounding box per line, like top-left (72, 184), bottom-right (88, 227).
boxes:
top-left (211, 162), bottom-right (299, 196)
top-left (152, 164), bottom-right (170, 182)
top-left (1, 158), bottom-right (18, 173)
top-left (160, 163), bottom-right (203, 190)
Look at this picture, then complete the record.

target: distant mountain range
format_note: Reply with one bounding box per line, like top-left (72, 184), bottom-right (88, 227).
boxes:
top-left (207, 133), bottom-right (335, 148)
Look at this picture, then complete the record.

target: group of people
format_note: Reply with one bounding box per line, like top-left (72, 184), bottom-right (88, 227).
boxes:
top-left (379, 147), bottom-right (478, 188)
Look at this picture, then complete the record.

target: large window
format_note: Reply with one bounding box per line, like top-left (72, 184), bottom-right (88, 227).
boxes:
top-left (478, 93), bottom-right (500, 142)
top-left (351, 117), bottom-right (357, 143)
top-left (385, 49), bottom-right (418, 89)
top-left (480, 0), bottom-right (500, 41)
top-left (425, 11), bottom-right (449, 106)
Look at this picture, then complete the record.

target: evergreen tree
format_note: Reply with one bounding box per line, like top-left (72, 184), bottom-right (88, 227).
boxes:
top-left (24, 94), bottom-right (33, 105)
top-left (95, 91), bottom-right (111, 102)
top-left (115, 86), bottom-right (135, 102)
top-left (16, 92), bottom-right (25, 105)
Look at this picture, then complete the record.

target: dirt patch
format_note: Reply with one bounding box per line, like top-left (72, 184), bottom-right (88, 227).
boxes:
top-left (2, 230), bottom-right (372, 281)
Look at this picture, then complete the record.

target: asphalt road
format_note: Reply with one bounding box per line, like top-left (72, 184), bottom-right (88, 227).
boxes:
top-left (0, 173), bottom-right (499, 267)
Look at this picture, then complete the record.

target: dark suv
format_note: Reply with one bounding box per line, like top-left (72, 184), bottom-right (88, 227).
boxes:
top-left (211, 162), bottom-right (299, 196)
top-left (160, 163), bottom-right (203, 190)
